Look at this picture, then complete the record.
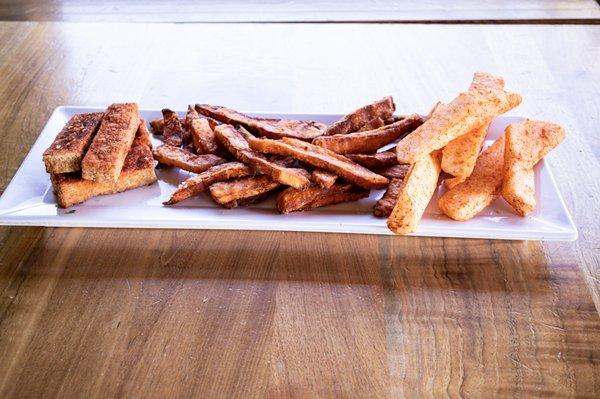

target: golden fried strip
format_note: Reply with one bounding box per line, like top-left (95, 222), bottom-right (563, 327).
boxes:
top-left (325, 96), bottom-right (396, 136)
top-left (196, 104), bottom-right (326, 141)
top-left (164, 162), bottom-right (253, 205)
top-left (153, 144), bottom-right (225, 173)
top-left (186, 106), bottom-right (220, 154)
top-left (396, 72), bottom-right (521, 164)
top-left (246, 136), bottom-right (389, 189)
top-left (438, 136), bottom-right (505, 221)
top-left (388, 151), bottom-right (442, 234)
top-left (373, 178), bottom-right (404, 217)
top-left (214, 124), bottom-right (310, 189)
top-left (43, 112), bottom-right (104, 174)
top-left (209, 175), bottom-right (280, 207)
top-left (277, 184), bottom-right (369, 213)
top-left (162, 109), bottom-right (187, 147)
top-left (502, 120), bottom-right (565, 216)
top-left (82, 103), bottom-right (140, 182)
top-left (310, 169), bottom-right (338, 189)
top-left (314, 114), bottom-right (422, 154)
top-left (442, 119), bottom-right (489, 179)
top-left (347, 150), bottom-right (397, 169)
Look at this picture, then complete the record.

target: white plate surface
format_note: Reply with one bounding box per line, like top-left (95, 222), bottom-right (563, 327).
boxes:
top-left (0, 106), bottom-right (577, 240)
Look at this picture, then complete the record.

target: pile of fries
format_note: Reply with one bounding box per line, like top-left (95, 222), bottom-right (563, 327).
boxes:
top-left (135, 72), bottom-right (565, 234)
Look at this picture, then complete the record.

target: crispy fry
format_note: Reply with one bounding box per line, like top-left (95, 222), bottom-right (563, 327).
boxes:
top-left (214, 124), bottom-right (310, 189)
top-left (357, 117), bottom-right (385, 132)
top-left (162, 109), bottom-right (187, 147)
top-left (310, 169), bottom-right (338, 189)
top-left (149, 117), bottom-right (186, 134)
top-left (153, 144), bottom-right (225, 173)
top-left (502, 120), bottom-right (565, 216)
top-left (186, 106), bottom-right (220, 154)
top-left (376, 164), bottom-right (410, 180)
top-left (247, 135), bottom-right (389, 189)
top-left (196, 104), bottom-right (326, 141)
top-left (209, 175), bottom-right (280, 207)
top-left (82, 103), bottom-right (140, 182)
top-left (325, 96), bottom-right (396, 136)
top-left (314, 114), bottom-right (422, 154)
top-left (396, 72), bottom-right (521, 164)
top-left (387, 151), bottom-right (442, 234)
top-left (438, 136), bottom-right (505, 221)
top-left (149, 118), bottom-right (164, 134)
top-left (347, 150), bottom-right (397, 169)
top-left (373, 178), bottom-right (404, 217)
top-left (164, 162), bottom-right (253, 205)
top-left (442, 120), bottom-right (489, 179)
top-left (277, 184), bottom-right (369, 213)
top-left (43, 112), bottom-right (104, 174)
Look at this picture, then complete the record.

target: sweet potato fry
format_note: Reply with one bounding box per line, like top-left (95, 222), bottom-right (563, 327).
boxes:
top-left (396, 72), bottom-right (521, 164)
top-left (325, 96), bottom-right (396, 136)
top-left (149, 117), bottom-right (186, 134)
top-left (387, 151), bottom-right (442, 234)
top-left (438, 136), bottom-right (505, 221)
top-left (442, 120), bottom-right (490, 180)
top-left (209, 175), bottom-right (280, 207)
top-left (186, 105), bottom-right (220, 154)
top-left (347, 150), bottom-right (397, 169)
top-left (214, 124), bottom-right (310, 189)
top-left (162, 109), bottom-right (188, 147)
top-left (277, 184), bottom-right (369, 213)
top-left (376, 164), bottom-right (410, 180)
top-left (153, 144), bottom-right (225, 173)
top-left (357, 117), bottom-right (385, 132)
top-left (246, 135), bottom-right (389, 189)
top-left (310, 169), bottom-right (337, 189)
top-left (313, 114), bottom-right (422, 154)
top-left (196, 104), bottom-right (326, 141)
top-left (373, 178), bottom-right (404, 217)
top-left (164, 162), bottom-right (253, 205)
top-left (502, 120), bottom-right (565, 216)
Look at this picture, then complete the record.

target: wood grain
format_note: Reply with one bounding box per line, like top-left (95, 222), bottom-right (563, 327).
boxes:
top-left (0, 22), bottom-right (599, 397)
top-left (0, 0), bottom-right (599, 23)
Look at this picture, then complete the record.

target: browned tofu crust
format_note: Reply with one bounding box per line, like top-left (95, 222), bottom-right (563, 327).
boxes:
top-left (51, 128), bottom-right (157, 208)
top-left (81, 103), bottom-right (140, 182)
top-left (43, 112), bottom-right (104, 174)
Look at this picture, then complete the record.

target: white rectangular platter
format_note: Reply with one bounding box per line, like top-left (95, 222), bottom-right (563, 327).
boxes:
top-left (0, 106), bottom-right (577, 240)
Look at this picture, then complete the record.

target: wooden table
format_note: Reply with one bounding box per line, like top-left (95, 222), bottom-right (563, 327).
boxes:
top-left (0, 8), bottom-right (599, 398)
